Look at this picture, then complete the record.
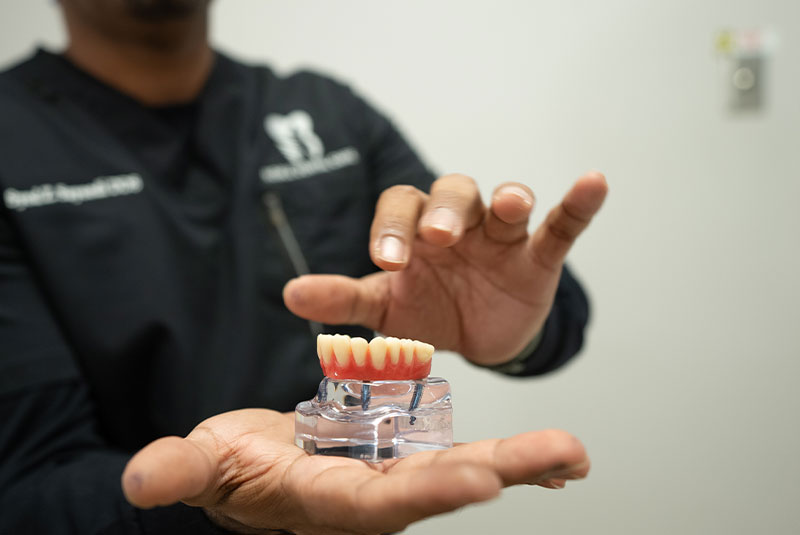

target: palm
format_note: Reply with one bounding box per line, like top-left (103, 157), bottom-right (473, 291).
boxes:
top-left (376, 228), bottom-right (558, 363)
top-left (124, 409), bottom-right (589, 535)
top-left (179, 409), bottom-right (494, 534)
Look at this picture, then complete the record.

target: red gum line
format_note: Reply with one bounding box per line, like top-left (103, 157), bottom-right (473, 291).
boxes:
top-left (319, 346), bottom-right (431, 381)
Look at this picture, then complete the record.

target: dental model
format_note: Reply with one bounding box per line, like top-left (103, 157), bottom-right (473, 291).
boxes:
top-left (317, 334), bottom-right (435, 381)
top-left (295, 334), bottom-right (454, 461)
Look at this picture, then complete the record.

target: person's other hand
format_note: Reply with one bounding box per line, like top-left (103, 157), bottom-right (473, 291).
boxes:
top-left (122, 409), bottom-right (589, 535)
top-left (283, 172), bottom-right (607, 365)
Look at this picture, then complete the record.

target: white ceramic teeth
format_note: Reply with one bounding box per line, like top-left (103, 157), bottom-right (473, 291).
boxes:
top-left (317, 334), bottom-right (434, 368)
top-left (401, 339), bottom-right (415, 364)
top-left (351, 337), bottom-right (368, 366)
top-left (318, 334), bottom-right (334, 365)
top-left (386, 337), bottom-right (401, 364)
top-left (368, 337), bottom-right (388, 369)
top-left (331, 334), bottom-right (351, 366)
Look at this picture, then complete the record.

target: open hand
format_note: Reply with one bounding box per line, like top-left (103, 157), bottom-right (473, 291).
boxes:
top-left (283, 172), bottom-right (607, 365)
top-left (122, 409), bottom-right (589, 535)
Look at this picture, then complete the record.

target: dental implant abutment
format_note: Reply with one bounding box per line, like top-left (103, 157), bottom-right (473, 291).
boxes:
top-left (294, 334), bottom-right (453, 461)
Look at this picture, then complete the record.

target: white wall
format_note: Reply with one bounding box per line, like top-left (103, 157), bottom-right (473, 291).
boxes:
top-left (2, 1), bottom-right (799, 533)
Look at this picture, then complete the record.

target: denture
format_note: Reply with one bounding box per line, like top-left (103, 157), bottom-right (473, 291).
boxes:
top-left (317, 334), bottom-right (434, 380)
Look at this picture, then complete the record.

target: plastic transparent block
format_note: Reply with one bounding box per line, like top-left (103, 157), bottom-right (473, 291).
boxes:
top-left (295, 377), bottom-right (453, 462)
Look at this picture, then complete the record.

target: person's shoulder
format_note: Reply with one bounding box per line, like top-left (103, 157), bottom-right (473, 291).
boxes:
top-left (0, 52), bottom-right (62, 145)
top-left (0, 49), bottom-right (64, 109)
top-left (220, 52), bottom-right (360, 107)
top-left (0, 48), bottom-right (40, 76)
top-left (0, 49), bottom-right (40, 95)
top-left (276, 68), bottom-right (352, 94)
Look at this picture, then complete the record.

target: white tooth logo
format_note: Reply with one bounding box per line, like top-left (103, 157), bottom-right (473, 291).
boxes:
top-left (264, 110), bottom-right (325, 164)
top-left (260, 110), bottom-right (361, 184)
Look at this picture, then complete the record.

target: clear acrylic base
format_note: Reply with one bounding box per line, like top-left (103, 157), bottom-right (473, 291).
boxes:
top-left (295, 377), bottom-right (453, 462)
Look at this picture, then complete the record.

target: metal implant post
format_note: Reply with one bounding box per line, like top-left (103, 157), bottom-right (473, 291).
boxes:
top-left (408, 381), bottom-right (424, 425)
top-left (361, 382), bottom-right (371, 411)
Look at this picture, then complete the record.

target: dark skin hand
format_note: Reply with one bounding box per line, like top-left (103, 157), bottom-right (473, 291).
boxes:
top-left (123, 173), bottom-right (606, 534)
top-left (284, 172), bottom-right (608, 365)
top-left (123, 409), bottom-right (590, 535)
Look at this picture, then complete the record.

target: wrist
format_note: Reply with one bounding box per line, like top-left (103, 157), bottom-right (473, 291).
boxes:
top-left (473, 329), bottom-right (544, 375)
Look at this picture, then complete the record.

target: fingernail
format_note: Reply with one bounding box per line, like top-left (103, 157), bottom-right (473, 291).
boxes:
top-left (378, 235), bottom-right (405, 263)
top-left (422, 208), bottom-right (460, 234)
top-left (498, 185), bottom-right (533, 207)
top-left (545, 462), bottom-right (588, 480)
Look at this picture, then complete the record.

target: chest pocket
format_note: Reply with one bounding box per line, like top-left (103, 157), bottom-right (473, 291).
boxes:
top-left (263, 165), bottom-right (374, 279)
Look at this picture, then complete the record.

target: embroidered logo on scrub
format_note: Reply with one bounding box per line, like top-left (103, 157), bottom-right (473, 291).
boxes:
top-left (260, 110), bottom-right (360, 184)
top-left (2, 173), bottom-right (144, 212)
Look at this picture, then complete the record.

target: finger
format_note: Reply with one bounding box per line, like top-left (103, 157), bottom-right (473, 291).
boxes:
top-left (358, 463), bottom-right (501, 532)
top-left (304, 462), bottom-right (501, 533)
top-left (122, 435), bottom-right (217, 509)
top-left (483, 182), bottom-right (535, 243)
top-left (370, 185), bottom-right (427, 271)
top-left (528, 171), bottom-right (608, 271)
top-left (282, 272), bottom-right (387, 330)
top-left (418, 174), bottom-right (485, 247)
top-left (389, 429), bottom-right (590, 487)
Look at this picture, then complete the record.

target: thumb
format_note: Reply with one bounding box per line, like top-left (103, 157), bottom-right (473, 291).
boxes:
top-left (121, 435), bottom-right (217, 509)
top-left (283, 272), bottom-right (388, 329)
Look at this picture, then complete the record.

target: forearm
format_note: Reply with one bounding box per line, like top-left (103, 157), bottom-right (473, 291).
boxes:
top-left (0, 381), bottom-right (230, 535)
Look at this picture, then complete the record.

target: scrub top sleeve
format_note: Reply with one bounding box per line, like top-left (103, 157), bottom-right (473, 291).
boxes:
top-left (0, 210), bottom-right (80, 395)
top-left (343, 88), bottom-right (436, 198)
top-left (0, 214), bottom-right (232, 534)
top-left (0, 380), bottom-right (234, 535)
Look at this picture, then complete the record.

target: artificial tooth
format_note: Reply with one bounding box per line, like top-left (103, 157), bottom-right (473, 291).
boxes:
top-left (332, 334), bottom-right (351, 366)
top-left (401, 339), bottom-right (415, 364)
top-left (386, 337), bottom-right (402, 364)
top-left (415, 341), bottom-right (434, 363)
top-left (351, 337), bottom-right (368, 366)
top-left (317, 334), bottom-right (334, 365)
top-left (368, 337), bottom-right (388, 369)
